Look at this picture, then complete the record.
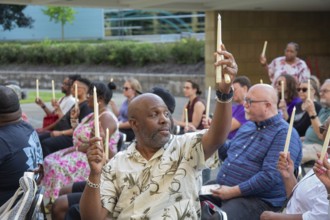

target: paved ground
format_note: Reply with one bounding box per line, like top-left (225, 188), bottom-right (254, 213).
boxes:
top-left (21, 92), bottom-right (216, 129)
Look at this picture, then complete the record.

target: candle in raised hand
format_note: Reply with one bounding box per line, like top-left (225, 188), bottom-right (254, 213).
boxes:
top-left (320, 123), bottom-right (330, 161)
top-left (93, 87), bottom-right (100, 138)
top-left (185, 108), bottom-right (189, 128)
top-left (206, 86), bottom-right (211, 121)
top-left (283, 107), bottom-right (296, 154)
top-left (281, 81), bottom-right (285, 101)
top-left (75, 83), bottom-right (78, 109)
top-left (260, 79), bottom-right (263, 84)
top-left (307, 79), bottom-right (311, 100)
top-left (51, 80), bottom-right (55, 100)
top-left (261, 41), bottom-right (268, 57)
top-left (36, 79), bottom-right (39, 100)
top-left (105, 128), bottom-right (109, 160)
top-left (216, 14), bottom-right (222, 83)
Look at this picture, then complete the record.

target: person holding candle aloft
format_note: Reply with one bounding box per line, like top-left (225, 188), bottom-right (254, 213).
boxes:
top-left (276, 74), bottom-right (301, 121)
top-left (200, 84), bottom-right (302, 219)
top-left (38, 77), bottom-right (92, 158)
top-left (36, 76), bottom-right (77, 132)
top-left (79, 45), bottom-right (236, 220)
top-left (293, 80), bottom-right (322, 137)
top-left (260, 42), bottom-right (311, 87)
top-left (174, 80), bottom-right (206, 133)
top-left (301, 79), bottom-right (330, 164)
top-left (41, 81), bottom-right (120, 213)
top-left (260, 117), bottom-right (330, 220)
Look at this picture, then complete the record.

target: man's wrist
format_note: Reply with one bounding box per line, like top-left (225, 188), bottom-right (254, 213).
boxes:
top-left (310, 114), bottom-right (317, 120)
top-left (41, 105), bottom-right (46, 109)
top-left (215, 87), bottom-right (234, 103)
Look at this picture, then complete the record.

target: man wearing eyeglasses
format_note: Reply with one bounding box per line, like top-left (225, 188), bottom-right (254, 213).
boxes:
top-left (200, 84), bottom-right (302, 219)
top-left (301, 79), bottom-right (330, 163)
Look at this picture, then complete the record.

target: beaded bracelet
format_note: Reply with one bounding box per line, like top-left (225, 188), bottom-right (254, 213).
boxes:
top-left (86, 178), bottom-right (101, 189)
top-left (215, 88), bottom-right (234, 103)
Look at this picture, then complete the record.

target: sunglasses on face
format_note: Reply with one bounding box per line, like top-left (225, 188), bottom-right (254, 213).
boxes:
top-left (122, 87), bottom-right (131, 91)
top-left (297, 88), bottom-right (308, 93)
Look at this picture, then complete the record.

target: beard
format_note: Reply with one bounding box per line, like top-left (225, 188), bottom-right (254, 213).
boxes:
top-left (320, 99), bottom-right (330, 108)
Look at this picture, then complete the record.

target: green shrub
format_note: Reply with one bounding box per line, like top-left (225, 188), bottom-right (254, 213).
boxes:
top-left (0, 39), bottom-right (204, 66)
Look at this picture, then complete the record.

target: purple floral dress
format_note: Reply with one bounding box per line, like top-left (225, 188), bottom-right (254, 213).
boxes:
top-left (41, 111), bottom-right (119, 201)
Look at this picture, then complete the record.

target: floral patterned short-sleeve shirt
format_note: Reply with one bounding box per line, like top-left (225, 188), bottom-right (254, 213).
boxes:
top-left (100, 130), bottom-right (219, 219)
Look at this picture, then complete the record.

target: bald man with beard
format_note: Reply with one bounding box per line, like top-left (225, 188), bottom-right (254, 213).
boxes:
top-left (80, 46), bottom-right (237, 219)
top-left (200, 84), bottom-right (302, 220)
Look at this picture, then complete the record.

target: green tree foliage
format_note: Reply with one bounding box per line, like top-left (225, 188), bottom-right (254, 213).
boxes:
top-left (42, 6), bottom-right (76, 41)
top-left (0, 5), bottom-right (34, 31)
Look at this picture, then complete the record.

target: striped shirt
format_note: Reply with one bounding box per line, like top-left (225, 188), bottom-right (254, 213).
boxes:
top-left (217, 113), bottom-right (302, 207)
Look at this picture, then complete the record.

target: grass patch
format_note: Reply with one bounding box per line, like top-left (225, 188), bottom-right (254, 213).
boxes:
top-left (20, 91), bottom-right (63, 104)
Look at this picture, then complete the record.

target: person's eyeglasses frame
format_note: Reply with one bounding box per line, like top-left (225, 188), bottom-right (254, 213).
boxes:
top-left (244, 97), bottom-right (269, 106)
top-left (320, 89), bottom-right (330, 94)
top-left (122, 87), bottom-right (132, 91)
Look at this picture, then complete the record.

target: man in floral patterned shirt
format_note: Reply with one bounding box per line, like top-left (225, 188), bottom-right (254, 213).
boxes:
top-left (260, 42), bottom-right (311, 87)
top-left (80, 46), bottom-right (238, 220)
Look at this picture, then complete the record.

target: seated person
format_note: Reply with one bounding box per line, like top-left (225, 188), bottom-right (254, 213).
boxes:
top-left (260, 116), bottom-right (330, 220)
top-left (175, 80), bottom-right (205, 133)
top-left (200, 84), bottom-right (302, 220)
top-left (301, 79), bottom-right (330, 163)
top-left (36, 75), bottom-right (78, 132)
top-left (40, 81), bottom-right (120, 205)
top-left (51, 86), bottom-right (177, 220)
top-left (79, 46), bottom-right (237, 219)
top-left (0, 86), bottom-right (43, 206)
top-left (294, 79), bottom-right (321, 137)
top-left (116, 78), bottom-right (142, 142)
top-left (38, 77), bottom-right (93, 157)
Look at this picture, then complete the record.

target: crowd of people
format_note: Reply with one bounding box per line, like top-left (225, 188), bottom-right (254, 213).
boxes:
top-left (0, 42), bottom-right (330, 220)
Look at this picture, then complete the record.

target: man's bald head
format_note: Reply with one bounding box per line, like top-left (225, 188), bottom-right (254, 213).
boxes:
top-left (249, 84), bottom-right (278, 106)
top-left (128, 93), bottom-right (168, 119)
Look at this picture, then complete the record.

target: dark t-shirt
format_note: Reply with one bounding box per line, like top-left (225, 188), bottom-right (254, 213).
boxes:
top-left (54, 101), bottom-right (92, 131)
top-left (0, 120), bottom-right (43, 206)
top-left (293, 101), bottom-right (322, 137)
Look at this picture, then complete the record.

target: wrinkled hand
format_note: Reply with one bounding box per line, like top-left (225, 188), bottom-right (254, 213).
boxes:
top-left (87, 137), bottom-right (106, 175)
top-left (314, 153), bottom-right (330, 193)
top-left (210, 185), bottom-right (236, 200)
top-left (277, 152), bottom-right (294, 179)
top-left (215, 44), bottom-right (237, 93)
top-left (260, 211), bottom-right (278, 220)
top-left (304, 98), bottom-right (316, 116)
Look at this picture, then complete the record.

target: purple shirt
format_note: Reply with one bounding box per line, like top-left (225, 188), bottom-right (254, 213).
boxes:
top-left (228, 104), bottom-right (248, 139)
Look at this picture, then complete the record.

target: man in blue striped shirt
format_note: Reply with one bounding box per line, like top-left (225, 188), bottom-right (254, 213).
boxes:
top-left (201, 84), bottom-right (302, 220)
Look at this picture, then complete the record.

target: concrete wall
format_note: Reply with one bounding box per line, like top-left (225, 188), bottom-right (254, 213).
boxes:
top-left (0, 71), bottom-right (205, 97)
top-left (205, 11), bottom-right (330, 86)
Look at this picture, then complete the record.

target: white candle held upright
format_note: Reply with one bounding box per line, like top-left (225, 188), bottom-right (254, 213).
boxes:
top-left (283, 107), bottom-right (296, 154)
top-left (320, 123), bottom-right (330, 161)
top-left (185, 108), bottom-right (189, 128)
top-left (205, 86), bottom-right (211, 121)
top-left (260, 79), bottom-right (263, 84)
top-left (307, 79), bottom-right (311, 100)
top-left (75, 83), bottom-right (78, 109)
top-left (281, 81), bottom-right (285, 101)
top-left (51, 80), bottom-right (55, 100)
top-left (216, 14), bottom-right (222, 83)
top-left (105, 128), bottom-right (109, 160)
top-left (261, 41), bottom-right (268, 57)
top-left (36, 79), bottom-right (39, 100)
top-left (93, 87), bottom-right (100, 138)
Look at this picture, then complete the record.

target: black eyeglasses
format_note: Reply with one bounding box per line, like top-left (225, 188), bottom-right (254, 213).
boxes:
top-left (297, 88), bottom-right (308, 93)
top-left (244, 97), bottom-right (269, 106)
top-left (122, 87), bottom-right (131, 91)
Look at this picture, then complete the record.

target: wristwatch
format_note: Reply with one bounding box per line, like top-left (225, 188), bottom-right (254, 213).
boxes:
top-left (310, 115), bottom-right (317, 120)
